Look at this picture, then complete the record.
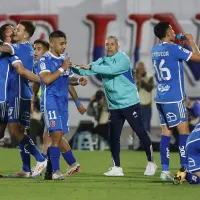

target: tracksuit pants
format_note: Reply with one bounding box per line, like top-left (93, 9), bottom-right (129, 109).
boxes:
top-left (109, 103), bottom-right (154, 167)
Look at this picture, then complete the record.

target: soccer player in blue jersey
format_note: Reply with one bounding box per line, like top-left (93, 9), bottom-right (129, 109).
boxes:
top-left (176, 123), bottom-right (200, 184)
top-left (0, 21), bottom-right (47, 177)
top-left (152, 22), bottom-right (200, 180)
top-left (0, 24), bottom-right (45, 177)
top-left (0, 24), bottom-right (40, 140)
top-left (37, 30), bottom-right (83, 180)
top-left (33, 39), bottom-right (87, 178)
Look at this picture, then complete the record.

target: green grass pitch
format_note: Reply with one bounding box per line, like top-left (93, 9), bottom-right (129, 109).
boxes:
top-left (0, 149), bottom-right (199, 200)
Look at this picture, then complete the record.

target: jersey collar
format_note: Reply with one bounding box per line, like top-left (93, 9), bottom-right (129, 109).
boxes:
top-left (48, 51), bottom-right (62, 59)
top-left (160, 42), bottom-right (168, 44)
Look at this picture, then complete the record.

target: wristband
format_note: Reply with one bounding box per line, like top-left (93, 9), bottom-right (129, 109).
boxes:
top-left (75, 101), bottom-right (81, 107)
top-left (58, 68), bottom-right (64, 73)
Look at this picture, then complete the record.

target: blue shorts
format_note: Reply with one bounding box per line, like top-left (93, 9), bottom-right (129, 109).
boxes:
top-left (43, 96), bottom-right (69, 135)
top-left (156, 100), bottom-right (188, 128)
top-left (0, 102), bottom-right (8, 123)
top-left (7, 97), bottom-right (31, 128)
top-left (186, 131), bottom-right (200, 172)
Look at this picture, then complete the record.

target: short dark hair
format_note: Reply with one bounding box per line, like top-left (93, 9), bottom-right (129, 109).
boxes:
top-left (154, 22), bottom-right (170, 40)
top-left (19, 20), bottom-right (36, 37)
top-left (49, 30), bottom-right (66, 40)
top-left (34, 39), bottom-right (49, 50)
top-left (0, 23), bottom-right (12, 41)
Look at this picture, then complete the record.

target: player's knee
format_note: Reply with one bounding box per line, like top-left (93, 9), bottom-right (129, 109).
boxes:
top-left (8, 127), bottom-right (16, 138)
top-left (8, 125), bottom-right (24, 141)
top-left (50, 131), bottom-right (62, 146)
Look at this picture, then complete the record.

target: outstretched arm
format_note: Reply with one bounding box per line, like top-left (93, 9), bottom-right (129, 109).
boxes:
top-left (76, 54), bottom-right (130, 75)
top-left (69, 76), bottom-right (88, 86)
top-left (72, 66), bottom-right (97, 76)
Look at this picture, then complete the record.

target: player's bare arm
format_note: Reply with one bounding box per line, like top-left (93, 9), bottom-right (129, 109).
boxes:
top-left (31, 82), bottom-right (40, 111)
top-left (185, 33), bottom-right (200, 55)
top-left (69, 76), bottom-right (88, 86)
top-left (40, 58), bottom-right (72, 85)
top-left (13, 62), bottom-right (40, 83)
top-left (69, 85), bottom-right (86, 115)
top-left (0, 45), bottom-right (13, 54)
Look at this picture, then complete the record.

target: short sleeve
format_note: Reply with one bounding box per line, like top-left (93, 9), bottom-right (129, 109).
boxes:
top-left (171, 44), bottom-right (192, 61)
top-left (8, 55), bottom-right (21, 65)
top-left (37, 57), bottom-right (50, 75)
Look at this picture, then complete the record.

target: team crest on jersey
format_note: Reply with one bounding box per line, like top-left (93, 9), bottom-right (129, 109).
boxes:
top-left (50, 120), bottom-right (56, 127)
top-left (40, 62), bottom-right (46, 70)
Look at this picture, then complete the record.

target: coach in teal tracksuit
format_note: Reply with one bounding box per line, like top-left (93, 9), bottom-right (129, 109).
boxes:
top-left (72, 36), bottom-right (157, 176)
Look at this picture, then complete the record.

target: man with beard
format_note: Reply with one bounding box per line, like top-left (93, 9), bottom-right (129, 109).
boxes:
top-left (72, 35), bottom-right (157, 176)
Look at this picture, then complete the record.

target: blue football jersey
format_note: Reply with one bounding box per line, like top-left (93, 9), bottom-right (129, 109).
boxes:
top-left (152, 42), bottom-right (192, 103)
top-left (10, 42), bottom-right (34, 99)
top-left (0, 45), bottom-right (21, 102)
top-left (37, 52), bottom-right (73, 112)
top-left (33, 61), bottom-right (39, 76)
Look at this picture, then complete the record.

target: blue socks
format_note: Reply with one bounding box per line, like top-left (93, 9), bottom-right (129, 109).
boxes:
top-left (19, 143), bottom-right (31, 172)
top-left (178, 134), bottom-right (188, 168)
top-left (160, 135), bottom-right (170, 171)
top-left (160, 134), bottom-right (188, 171)
top-left (62, 150), bottom-right (76, 166)
top-left (20, 135), bottom-right (45, 162)
top-left (49, 146), bottom-right (60, 173)
top-left (41, 153), bottom-right (47, 159)
top-left (186, 172), bottom-right (200, 184)
top-left (45, 148), bottom-right (52, 175)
